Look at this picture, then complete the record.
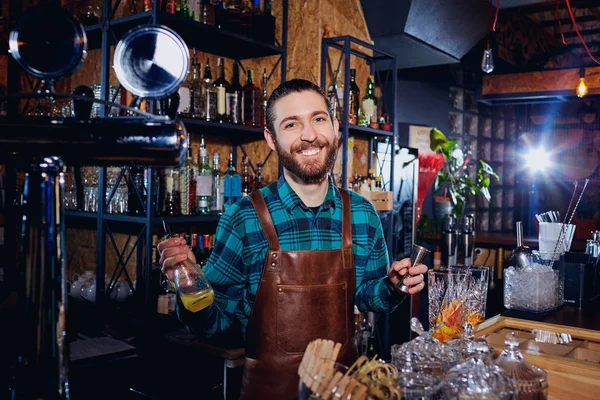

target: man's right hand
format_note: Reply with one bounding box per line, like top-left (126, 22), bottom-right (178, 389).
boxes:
top-left (157, 237), bottom-right (197, 282)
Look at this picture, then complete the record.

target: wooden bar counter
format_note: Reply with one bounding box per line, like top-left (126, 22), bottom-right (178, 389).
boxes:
top-left (475, 305), bottom-right (600, 400)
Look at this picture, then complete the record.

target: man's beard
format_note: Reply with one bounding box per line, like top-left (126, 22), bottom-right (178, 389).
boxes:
top-left (275, 136), bottom-right (338, 184)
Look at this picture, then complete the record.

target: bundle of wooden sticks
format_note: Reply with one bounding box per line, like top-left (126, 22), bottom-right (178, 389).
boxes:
top-left (298, 339), bottom-right (402, 400)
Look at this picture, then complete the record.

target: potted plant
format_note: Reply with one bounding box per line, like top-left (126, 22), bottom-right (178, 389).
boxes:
top-left (430, 128), bottom-right (499, 221)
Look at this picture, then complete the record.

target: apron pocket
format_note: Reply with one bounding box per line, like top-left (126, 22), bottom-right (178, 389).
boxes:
top-left (276, 283), bottom-right (348, 354)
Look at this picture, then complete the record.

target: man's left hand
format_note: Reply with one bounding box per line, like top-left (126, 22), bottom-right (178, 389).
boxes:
top-left (388, 258), bottom-right (428, 295)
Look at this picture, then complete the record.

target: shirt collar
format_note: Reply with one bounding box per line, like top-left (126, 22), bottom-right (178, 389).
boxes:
top-left (276, 174), bottom-right (339, 214)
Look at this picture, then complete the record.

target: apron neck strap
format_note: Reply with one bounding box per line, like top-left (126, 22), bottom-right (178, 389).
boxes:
top-left (250, 191), bottom-right (281, 250)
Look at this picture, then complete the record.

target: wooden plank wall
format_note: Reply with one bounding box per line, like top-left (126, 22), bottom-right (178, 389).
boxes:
top-left (482, 66), bottom-right (600, 96)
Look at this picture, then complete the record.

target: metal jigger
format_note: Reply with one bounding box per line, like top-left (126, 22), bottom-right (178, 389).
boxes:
top-left (397, 244), bottom-right (431, 293)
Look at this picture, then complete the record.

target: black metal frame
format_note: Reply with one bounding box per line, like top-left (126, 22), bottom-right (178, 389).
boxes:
top-left (320, 36), bottom-right (398, 358)
top-left (78, 0), bottom-right (289, 319)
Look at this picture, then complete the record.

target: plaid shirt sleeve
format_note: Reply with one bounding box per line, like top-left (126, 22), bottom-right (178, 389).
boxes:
top-left (354, 199), bottom-right (405, 313)
top-left (176, 203), bottom-right (248, 339)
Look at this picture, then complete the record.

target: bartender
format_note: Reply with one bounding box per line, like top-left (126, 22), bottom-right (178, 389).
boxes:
top-left (158, 79), bottom-right (427, 399)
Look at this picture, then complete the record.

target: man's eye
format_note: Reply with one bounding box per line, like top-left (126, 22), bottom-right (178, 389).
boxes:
top-left (315, 117), bottom-right (326, 122)
top-left (285, 122), bottom-right (296, 129)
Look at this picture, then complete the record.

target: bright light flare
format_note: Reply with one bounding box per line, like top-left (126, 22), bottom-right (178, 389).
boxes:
top-left (524, 148), bottom-right (551, 172)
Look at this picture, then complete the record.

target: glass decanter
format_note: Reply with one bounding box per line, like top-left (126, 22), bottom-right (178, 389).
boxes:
top-left (443, 340), bottom-right (518, 400)
top-left (495, 332), bottom-right (549, 399)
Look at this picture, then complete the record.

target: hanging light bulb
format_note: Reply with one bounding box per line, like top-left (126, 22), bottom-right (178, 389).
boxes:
top-left (576, 67), bottom-right (588, 98)
top-left (481, 41), bottom-right (494, 74)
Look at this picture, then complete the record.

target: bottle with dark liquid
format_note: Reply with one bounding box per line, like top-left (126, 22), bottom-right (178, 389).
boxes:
top-left (200, 0), bottom-right (215, 25)
top-left (259, 68), bottom-right (268, 128)
top-left (348, 68), bottom-right (360, 125)
top-left (242, 70), bottom-right (260, 127)
top-left (227, 61), bottom-right (243, 124)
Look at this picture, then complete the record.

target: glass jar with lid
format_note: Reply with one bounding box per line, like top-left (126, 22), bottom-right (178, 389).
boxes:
top-left (443, 340), bottom-right (518, 399)
top-left (391, 318), bottom-right (461, 378)
top-left (495, 332), bottom-right (549, 399)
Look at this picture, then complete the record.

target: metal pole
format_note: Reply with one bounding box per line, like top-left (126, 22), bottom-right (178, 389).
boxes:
top-left (342, 38), bottom-right (351, 190)
top-left (13, 158), bottom-right (70, 399)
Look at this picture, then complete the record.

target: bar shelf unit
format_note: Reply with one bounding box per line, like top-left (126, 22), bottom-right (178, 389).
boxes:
top-left (320, 35), bottom-right (398, 360)
top-left (62, 0), bottom-right (289, 321)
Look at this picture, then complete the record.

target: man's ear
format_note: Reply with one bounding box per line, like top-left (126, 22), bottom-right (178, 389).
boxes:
top-left (264, 128), bottom-right (277, 152)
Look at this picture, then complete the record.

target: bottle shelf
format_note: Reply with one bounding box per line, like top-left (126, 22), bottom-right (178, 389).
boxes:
top-left (341, 124), bottom-right (394, 139)
top-left (181, 118), bottom-right (264, 140)
top-left (64, 210), bottom-right (222, 224)
top-left (85, 11), bottom-right (284, 60)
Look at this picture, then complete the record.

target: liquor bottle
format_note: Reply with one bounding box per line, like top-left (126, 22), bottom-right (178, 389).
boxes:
top-left (374, 175), bottom-right (382, 192)
top-left (213, 58), bottom-right (230, 123)
top-left (127, 167), bottom-right (146, 215)
top-left (213, 0), bottom-right (227, 28)
top-left (360, 75), bottom-right (377, 127)
top-left (178, 49), bottom-right (198, 118)
top-left (252, 163), bottom-right (265, 193)
top-left (200, 0), bottom-right (215, 25)
top-left (223, 152), bottom-right (242, 210)
top-left (227, 61), bottom-right (242, 124)
top-left (203, 58), bottom-right (218, 121)
top-left (242, 69), bottom-right (260, 127)
top-left (192, 57), bottom-right (206, 119)
top-left (251, 0), bottom-right (275, 43)
top-left (195, 136), bottom-right (213, 214)
top-left (239, 0), bottom-right (252, 36)
top-left (226, 0), bottom-right (243, 33)
top-left (348, 69), bottom-right (360, 125)
top-left (211, 152), bottom-right (224, 215)
top-left (164, 0), bottom-right (176, 14)
top-left (164, 169), bottom-right (180, 216)
top-left (241, 156), bottom-right (251, 197)
top-left (179, 145), bottom-right (198, 215)
top-left (260, 68), bottom-right (268, 128)
top-left (190, 0), bottom-right (201, 21)
top-left (327, 78), bottom-right (339, 120)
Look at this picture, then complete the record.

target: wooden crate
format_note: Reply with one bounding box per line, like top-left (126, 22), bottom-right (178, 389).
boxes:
top-left (475, 316), bottom-right (600, 400)
top-left (360, 191), bottom-right (393, 211)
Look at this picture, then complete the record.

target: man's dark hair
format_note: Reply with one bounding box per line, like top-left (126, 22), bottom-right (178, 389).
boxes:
top-left (266, 79), bottom-right (334, 136)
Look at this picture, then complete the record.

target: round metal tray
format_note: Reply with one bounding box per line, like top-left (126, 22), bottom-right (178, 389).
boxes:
top-left (113, 25), bottom-right (189, 99)
top-left (9, 4), bottom-right (87, 80)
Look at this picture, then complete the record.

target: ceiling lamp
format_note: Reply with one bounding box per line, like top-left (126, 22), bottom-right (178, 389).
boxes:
top-left (576, 67), bottom-right (588, 98)
top-left (481, 0), bottom-right (500, 74)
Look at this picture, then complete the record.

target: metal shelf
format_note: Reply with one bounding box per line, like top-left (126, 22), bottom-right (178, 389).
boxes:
top-left (155, 215), bottom-right (222, 224)
top-left (181, 118), bottom-right (264, 140)
top-left (64, 211), bottom-right (222, 225)
top-left (341, 124), bottom-right (394, 139)
top-left (64, 210), bottom-right (97, 219)
top-left (85, 11), bottom-right (284, 59)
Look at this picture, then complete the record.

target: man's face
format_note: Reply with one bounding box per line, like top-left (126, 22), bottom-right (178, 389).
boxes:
top-left (265, 90), bottom-right (339, 184)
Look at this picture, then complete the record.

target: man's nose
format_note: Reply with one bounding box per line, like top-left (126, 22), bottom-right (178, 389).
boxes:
top-left (301, 121), bottom-right (318, 142)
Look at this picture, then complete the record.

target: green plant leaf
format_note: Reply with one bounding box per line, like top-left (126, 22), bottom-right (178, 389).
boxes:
top-left (481, 186), bottom-right (491, 201)
top-left (479, 160), bottom-right (500, 180)
top-left (482, 177), bottom-right (490, 187)
top-left (430, 128), bottom-right (457, 160)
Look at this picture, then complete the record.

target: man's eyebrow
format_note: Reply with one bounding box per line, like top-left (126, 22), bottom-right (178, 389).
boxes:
top-left (279, 111), bottom-right (329, 127)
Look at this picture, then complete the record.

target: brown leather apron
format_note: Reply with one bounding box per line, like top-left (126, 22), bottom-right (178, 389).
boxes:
top-left (240, 189), bottom-right (358, 400)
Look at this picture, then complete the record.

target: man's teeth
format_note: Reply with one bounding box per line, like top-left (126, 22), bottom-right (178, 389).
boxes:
top-left (300, 148), bottom-right (321, 156)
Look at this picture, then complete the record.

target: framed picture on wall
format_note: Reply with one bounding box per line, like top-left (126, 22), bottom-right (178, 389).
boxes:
top-left (408, 125), bottom-right (434, 155)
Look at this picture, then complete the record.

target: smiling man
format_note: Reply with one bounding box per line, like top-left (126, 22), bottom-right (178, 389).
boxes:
top-left (158, 79), bottom-right (427, 399)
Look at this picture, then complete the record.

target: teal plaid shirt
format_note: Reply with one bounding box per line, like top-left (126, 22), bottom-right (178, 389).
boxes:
top-left (177, 175), bottom-right (403, 338)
